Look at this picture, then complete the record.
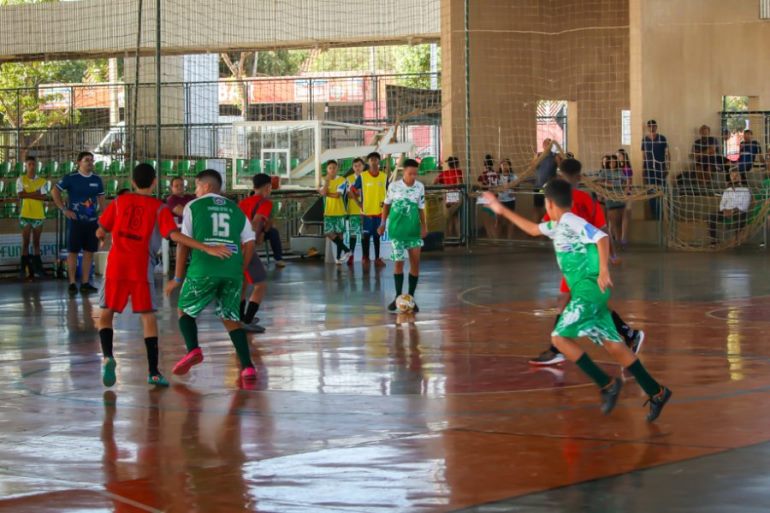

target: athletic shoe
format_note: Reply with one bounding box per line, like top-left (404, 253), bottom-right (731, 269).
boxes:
top-left (347, 255), bottom-right (354, 266)
top-left (243, 323), bottom-right (266, 334)
top-left (172, 347), bottom-right (204, 376)
top-left (412, 303), bottom-right (420, 313)
top-left (362, 257), bottom-right (371, 267)
top-left (645, 386), bottom-right (672, 423)
top-left (337, 251), bottom-right (351, 264)
top-left (275, 260), bottom-right (286, 268)
top-left (68, 283), bottom-right (78, 296)
top-left (528, 349), bottom-right (566, 366)
top-left (388, 300), bottom-right (397, 312)
top-left (630, 330), bottom-right (645, 355)
top-left (239, 367), bottom-right (258, 390)
top-left (374, 258), bottom-right (386, 268)
top-left (102, 357), bottom-right (116, 387)
top-left (80, 283), bottom-right (98, 294)
top-left (147, 374), bottom-right (170, 387)
top-left (600, 378), bottom-right (623, 415)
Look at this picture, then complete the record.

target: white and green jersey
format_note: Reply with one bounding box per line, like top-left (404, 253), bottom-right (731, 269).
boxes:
top-left (538, 212), bottom-right (608, 301)
top-left (181, 193), bottom-right (255, 279)
top-left (384, 179), bottom-right (425, 243)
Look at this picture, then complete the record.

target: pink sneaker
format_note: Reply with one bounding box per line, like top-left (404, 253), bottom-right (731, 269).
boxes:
top-left (172, 348), bottom-right (204, 376)
top-left (239, 366), bottom-right (258, 390)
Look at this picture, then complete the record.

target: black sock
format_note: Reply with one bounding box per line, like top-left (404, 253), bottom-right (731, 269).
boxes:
top-left (144, 337), bottom-right (159, 376)
top-left (349, 236), bottom-right (357, 254)
top-left (362, 234), bottom-right (371, 259)
top-left (240, 300), bottom-right (246, 320)
top-left (373, 234), bottom-right (381, 259)
top-left (229, 328), bottom-right (253, 369)
top-left (179, 314), bottom-right (199, 352)
top-left (611, 310), bottom-right (634, 342)
top-left (243, 301), bottom-right (260, 324)
top-left (394, 273), bottom-right (404, 295)
top-left (549, 315), bottom-right (561, 354)
top-left (332, 236), bottom-right (350, 255)
top-left (99, 328), bottom-right (114, 359)
top-left (627, 359), bottom-right (662, 397)
top-left (576, 353), bottom-right (612, 388)
top-left (408, 273), bottom-right (419, 295)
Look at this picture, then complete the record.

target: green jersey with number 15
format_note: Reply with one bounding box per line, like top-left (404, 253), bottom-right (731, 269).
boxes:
top-left (181, 193), bottom-right (256, 279)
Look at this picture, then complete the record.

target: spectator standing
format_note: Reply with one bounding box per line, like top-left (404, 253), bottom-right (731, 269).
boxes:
top-left (641, 120), bottom-right (670, 218)
top-left (497, 158), bottom-right (518, 239)
top-left (166, 177), bottom-right (195, 224)
top-left (434, 156), bottom-right (464, 238)
top-left (476, 154), bottom-right (499, 239)
top-left (52, 151), bottom-right (105, 296)
top-left (17, 156), bottom-right (49, 279)
top-left (617, 149), bottom-right (633, 247)
top-left (738, 129), bottom-right (764, 178)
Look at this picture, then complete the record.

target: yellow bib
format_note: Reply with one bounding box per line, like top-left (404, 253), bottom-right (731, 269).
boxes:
top-left (323, 176), bottom-right (347, 216)
top-left (18, 175), bottom-right (48, 220)
top-left (347, 174), bottom-right (362, 214)
top-left (360, 171), bottom-right (388, 216)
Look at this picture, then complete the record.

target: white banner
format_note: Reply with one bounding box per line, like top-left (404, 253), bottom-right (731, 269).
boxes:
top-left (0, 233), bottom-right (58, 266)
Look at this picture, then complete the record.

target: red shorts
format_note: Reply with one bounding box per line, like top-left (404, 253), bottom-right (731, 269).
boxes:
top-left (100, 278), bottom-right (156, 313)
top-left (559, 276), bottom-right (570, 294)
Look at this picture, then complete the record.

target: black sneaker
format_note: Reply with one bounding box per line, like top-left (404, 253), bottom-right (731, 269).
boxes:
top-left (387, 300), bottom-right (397, 312)
top-left (80, 283), bottom-right (98, 294)
top-left (645, 386), bottom-right (672, 423)
top-left (412, 303), bottom-right (420, 313)
top-left (68, 283), bottom-right (78, 296)
top-left (629, 330), bottom-right (645, 355)
top-left (243, 323), bottom-right (266, 334)
top-left (528, 349), bottom-right (566, 366)
top-left (600, 378), bottom-right (623, 415)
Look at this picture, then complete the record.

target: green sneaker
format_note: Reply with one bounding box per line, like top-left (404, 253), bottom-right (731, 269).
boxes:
top-left (102, 357), bottom-right (116, 387)
top-left (147, 374), bottom-right (170, 387)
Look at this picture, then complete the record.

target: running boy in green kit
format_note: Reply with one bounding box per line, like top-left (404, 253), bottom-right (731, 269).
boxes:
top-left (482, 180), bottom-right (672, 422)
top-left (379, 159), bottom-right (427, 313)
top-left (165, 169), bottom-right (259, 387)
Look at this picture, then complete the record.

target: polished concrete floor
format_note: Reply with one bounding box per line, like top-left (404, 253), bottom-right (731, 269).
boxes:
top-left (1, 247), bottom-right (770, 512)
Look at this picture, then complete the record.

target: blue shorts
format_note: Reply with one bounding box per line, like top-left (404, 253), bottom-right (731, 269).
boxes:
top-left (68, 220), bottom-right (99, 254)
top-left (362, 216), bottom-right (382, 235)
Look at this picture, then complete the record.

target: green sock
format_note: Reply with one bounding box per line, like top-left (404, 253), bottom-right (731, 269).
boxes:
top-left (576, 353), bottom-right (612, 388)
top-left (228, 328), bottom-right (253, 369)
top-left (627, 359), bottom-right (662, 397)
top-left (408, 273), bottom-right (419, 295)
top-left (179, 314), bottom-right (199, 352)
top-left (394, 273), bottom-right (404, 295)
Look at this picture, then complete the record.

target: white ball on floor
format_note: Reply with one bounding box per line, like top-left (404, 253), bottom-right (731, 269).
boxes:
top-left (395, 294), bottom-right (415, 313)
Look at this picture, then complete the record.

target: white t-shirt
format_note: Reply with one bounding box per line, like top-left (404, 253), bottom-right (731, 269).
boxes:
top-left (498, 173), bottom-right (517, 203)
top-left (719, 187), bottom-right (751, 213)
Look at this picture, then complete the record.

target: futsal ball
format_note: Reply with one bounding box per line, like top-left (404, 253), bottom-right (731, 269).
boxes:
top-left (395, 294), bottom-right (415, 313)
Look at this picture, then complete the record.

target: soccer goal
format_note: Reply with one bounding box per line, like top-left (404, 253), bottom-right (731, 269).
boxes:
top-left (230, 120), bottom-right (414, 190)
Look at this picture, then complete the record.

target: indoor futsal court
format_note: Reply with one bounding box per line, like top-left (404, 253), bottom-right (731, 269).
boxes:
top-left (1, 0), bottom-right (770, 512)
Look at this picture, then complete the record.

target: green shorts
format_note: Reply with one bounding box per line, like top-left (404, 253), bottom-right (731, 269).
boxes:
top-left (390, 239), bottom-right (423, 262)
top-left (552, 296), bottom-right (622, 345)
top-left (346, 215), bottom-right (362, 237)
top-left (19, 218), bottom-right (44, 229)
top-left (324, 215), bottom-right (346, 235)
top-left (177, 275), bottom-right (243, 321)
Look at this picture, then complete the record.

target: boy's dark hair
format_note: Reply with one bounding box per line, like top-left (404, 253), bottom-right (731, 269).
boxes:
top-left (559, 158), bottom-right (582, 177)
top-left (353, 157), bottom-right (365, 165)
top-left (132, 163), bottom-right (156, 189)
top-left (403, 158), bottom-right (419, 169)
top-left (171, 176), bottom-right (185, 186)
top-left (252, 173), bottom-right (271, 189)
top-left (326, 159), bottom-right (338, 167)
top-left (543, 178), bottom-right (573, 209)
top-left (367, 152), bottom-right (381, 161)
top-left (116, 188), bottom-right (131, 196)
top-left (77, 151), bottom-right (94, 162)
top-left (196, 169), bottom-right (222, 190)
top-left (447, 156), bottom-right (459, 169)
top-left (25, 156), bottom-right (36, 163)
top-left (483, 154), bottom-right (494, 169)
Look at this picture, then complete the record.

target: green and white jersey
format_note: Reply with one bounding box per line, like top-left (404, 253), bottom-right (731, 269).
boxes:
top-left (181, 193), bottom-right (255, 279)
top-left (384, 179), bottom-right (425, 243)
top-left (539, 212), bottom-right (608, 301)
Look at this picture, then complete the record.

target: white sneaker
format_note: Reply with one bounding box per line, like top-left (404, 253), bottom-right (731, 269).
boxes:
top-left (337, 251), bottom-right (351, 264)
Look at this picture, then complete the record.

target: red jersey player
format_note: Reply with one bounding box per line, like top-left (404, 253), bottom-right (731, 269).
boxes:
top-left (529, 158), bottom-right (644, 366)
top-left (96, 163), bottom-right (231, 387)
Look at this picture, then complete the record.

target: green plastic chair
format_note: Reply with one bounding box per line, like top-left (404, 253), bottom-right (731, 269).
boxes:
top-left (107, 161), bottom-right (123, 177)
top-left (5, 202), bottom-right (17, 218)
top-left (290, 158), bottom-right (300, 171)
top-left (235, 159), bottom-right (246, 176)
top-left (176, 160), bottom-right (192, 176)
top-left (43, 161), bottom-right (58, 178)
top-left (160, 160), bottom-right (174, 176)
top-left (5, 178), bottom-right (19, 198)
top-left (247, 159), bottom-right (261, 175)
top-left (105, 179), bottom-right (118, 197)
top-left (0, 162), bottom-right (9, 177)
top-left (60, 161), bottom-right (75, 175)
top-left (418, 156), bottom-right (437, 175)
top-left (11, 162), bottom-right (23, 177)
top-left (194, 160), bottom-right (207, 173)
top-left (338, 158), bottom-right (353, 175)
top-left (94, 161), bottom-right (106, 174)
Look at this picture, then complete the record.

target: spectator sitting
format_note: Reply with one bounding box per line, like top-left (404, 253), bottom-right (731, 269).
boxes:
top-left (599, 154), bottom-right (627, 246)
top-left (434, 156), bottom-right (464, 238)
top-left (641, 119), bottom-right (670, 219)
top-left (166, 176), bottom-right (195, 224)
top-left (738, 129), bottom-right (765, 178)
top-left (708, 168), bottom-right (751, 245)
top-left (476, 154), bottom-right (500, 238)
top-left (496, 158), bottom-right (518, 239)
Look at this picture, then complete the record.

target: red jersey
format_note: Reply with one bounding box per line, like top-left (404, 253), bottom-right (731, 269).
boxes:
top-left (239, 194), bottom-right (273, 221)
top-left (435, 169), bottom-right (464, 186)
top-left (99, 194), bottom-right (178, 282)
top-left (543, 188), bottom-right (606, 228)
